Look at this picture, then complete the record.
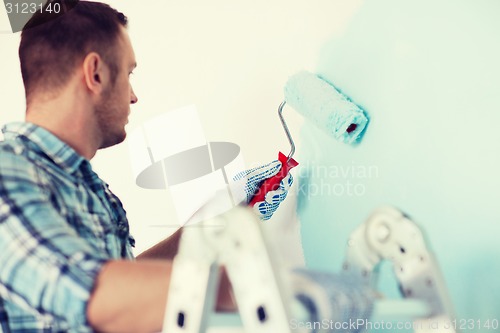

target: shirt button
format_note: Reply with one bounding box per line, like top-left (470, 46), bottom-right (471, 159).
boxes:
top-left (14, 146), bottom-right (24, 155)
top-left (118, 224), bottom-right (129, 237)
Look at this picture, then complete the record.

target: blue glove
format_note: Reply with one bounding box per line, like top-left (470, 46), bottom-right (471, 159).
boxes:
top-left (233, 160), bottom-right (294, 220)
top-left (253, 172), bottom-right (293, 220)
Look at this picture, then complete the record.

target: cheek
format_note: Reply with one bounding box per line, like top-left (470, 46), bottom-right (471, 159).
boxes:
top-left (123, 81), bottom-right (132, 101)
top-left (113, 81), bottom-right (129, 105)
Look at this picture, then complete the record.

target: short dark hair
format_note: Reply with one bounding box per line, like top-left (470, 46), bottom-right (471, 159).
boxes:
top-left (19, 0), bottom-right (128, 103)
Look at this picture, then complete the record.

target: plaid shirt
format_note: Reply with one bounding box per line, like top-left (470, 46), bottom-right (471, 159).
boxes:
top-left (0, 122), bottom-right (135, 332)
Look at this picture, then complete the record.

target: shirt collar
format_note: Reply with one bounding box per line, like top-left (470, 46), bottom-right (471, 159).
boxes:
top-left (2, 122), bottom-right (86, 175)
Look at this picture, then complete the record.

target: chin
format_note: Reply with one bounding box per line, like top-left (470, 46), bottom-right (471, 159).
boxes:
top-left (101, 130), bottom-right (127, 149)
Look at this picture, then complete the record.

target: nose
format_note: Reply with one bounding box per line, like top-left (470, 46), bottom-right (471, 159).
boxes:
top-left (130, 87), bottom-right (138, 104)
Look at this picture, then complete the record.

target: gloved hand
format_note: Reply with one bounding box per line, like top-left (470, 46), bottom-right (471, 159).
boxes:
top-left (233, 160), bottom-right (294, 220)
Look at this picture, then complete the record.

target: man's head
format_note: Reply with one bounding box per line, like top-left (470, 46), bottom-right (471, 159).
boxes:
top-left (20, 0), bottom-right (138, 150)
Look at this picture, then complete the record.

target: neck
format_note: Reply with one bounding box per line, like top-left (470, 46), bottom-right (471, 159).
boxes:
top-left (25, 84), bottom-right (101, 160)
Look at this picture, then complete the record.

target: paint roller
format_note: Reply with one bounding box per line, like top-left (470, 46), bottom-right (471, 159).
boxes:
top-left (249, 71), bottom-right (369, 205)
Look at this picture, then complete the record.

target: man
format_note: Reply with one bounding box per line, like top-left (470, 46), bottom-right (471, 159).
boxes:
top-left (0, 1), bottom-right (292, 332)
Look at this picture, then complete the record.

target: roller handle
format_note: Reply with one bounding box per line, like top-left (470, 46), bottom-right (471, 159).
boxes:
top-left (249, 152), bottom-right (299, 206)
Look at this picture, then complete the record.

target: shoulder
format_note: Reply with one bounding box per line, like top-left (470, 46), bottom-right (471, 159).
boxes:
top-left (0, 139), bottom-right (36, 170)
top-left (0, 139), bottom-right (44, 188)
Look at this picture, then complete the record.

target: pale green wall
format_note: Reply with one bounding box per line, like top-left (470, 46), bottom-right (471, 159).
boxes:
top-left (298, 0), bottom-right (500, 327)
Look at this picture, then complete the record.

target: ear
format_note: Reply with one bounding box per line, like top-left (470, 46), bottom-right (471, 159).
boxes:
top-left (82, 52), bottom-right (108, 95)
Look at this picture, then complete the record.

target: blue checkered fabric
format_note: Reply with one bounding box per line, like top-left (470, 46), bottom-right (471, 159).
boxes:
top-left (0, 122), bottom-right (135, 332)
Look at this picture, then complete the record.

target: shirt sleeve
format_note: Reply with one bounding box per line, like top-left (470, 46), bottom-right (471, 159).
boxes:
top-left (0, 152), bottom-right (108, 330)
